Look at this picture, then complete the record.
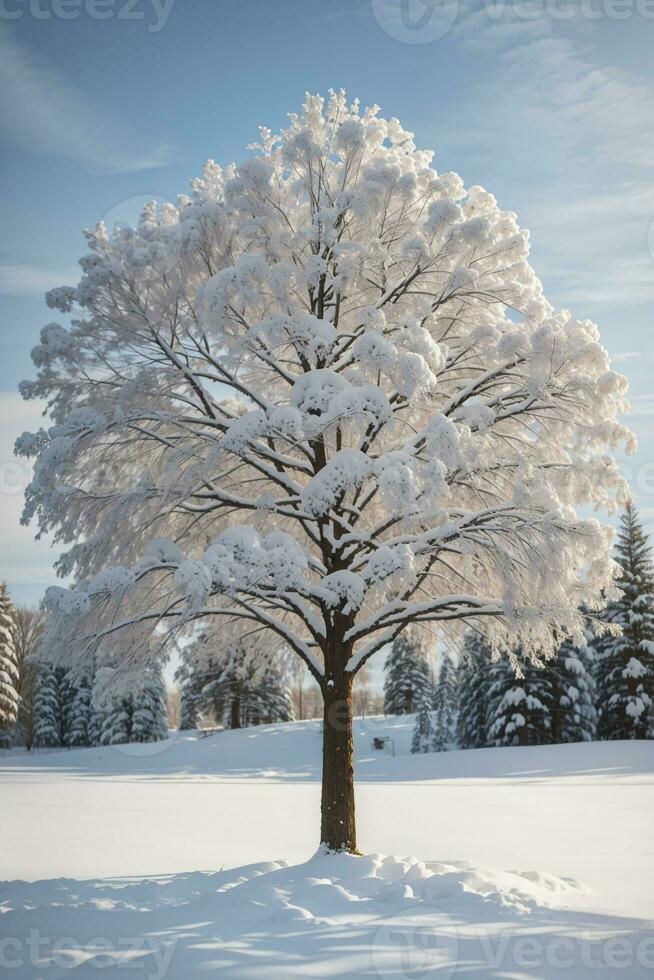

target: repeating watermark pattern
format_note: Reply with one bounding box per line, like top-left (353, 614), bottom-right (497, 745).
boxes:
top-left (372, 0), bottom-right (460, 43)
top-left (0, 931), bottom-right (177, 977)
top-left (96, 191), bottom-right (183, 286)
top-left (0, 459), bottom-right (32, 496)
top-left (371, 913), bottom-right (654, 977)
top-left (372, 910), bottom-right (459, 979)
top-left (0, 0), bottom-right (176, 32)
top-left (371, 0), bottom-right (654, 44)
top-left (474, 931), bottom-right (654, 971)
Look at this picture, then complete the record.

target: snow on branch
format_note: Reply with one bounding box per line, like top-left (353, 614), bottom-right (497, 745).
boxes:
top-left (20, 90), bottom-right (633, 680)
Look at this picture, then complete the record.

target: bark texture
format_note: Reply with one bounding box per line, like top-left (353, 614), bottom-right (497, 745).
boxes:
top-left (320, 670), bottom-right (357, 852)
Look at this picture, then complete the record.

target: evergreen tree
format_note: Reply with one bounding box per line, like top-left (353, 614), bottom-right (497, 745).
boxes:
top-left (383, 629), bottom-right (434, 716)
top-left (202, 655), bottom-right (258, 729)
top-left (180, 626), bottom-right (294, 730)
top-left (411, 695), bottom-right (435, 754)
top-left (0, 584), bottom-right (19, 748)
top-left (131, 666), bottom-right (168, 742)
top-left (99, 695), bottom-right (133, 745)
top-left (549, 634), bottom-right (597, 743)
top-left (487, 653), bottom-right (554, 747)
top-left (432, 654), bottom-right (456, 751)
top-left (66, 674), bottom-right (94, 747)
top-left (96, 665), bottom-right (168, 745)
top-left (32, 663), bottom-right (61, 747)
top-left (250, 669), bottom-right (295, 725)
top-left (175, 656), bottom-right (202, 729)
top-left (32, 662), bottom-right (81, 747)
top-left (596, 502), bottom-right (654, 739)
top-left (456, 632), bottom-right (492, 749)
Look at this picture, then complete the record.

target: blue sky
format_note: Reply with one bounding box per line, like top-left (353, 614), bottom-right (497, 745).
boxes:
top-left (2, 0), bottom-right (654, 605)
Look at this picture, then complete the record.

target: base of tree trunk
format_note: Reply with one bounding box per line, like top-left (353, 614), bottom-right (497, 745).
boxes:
top-left (320, 672), bottom-right (358, 853)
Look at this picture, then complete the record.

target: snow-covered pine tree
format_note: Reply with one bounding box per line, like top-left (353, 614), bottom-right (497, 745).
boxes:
top-left (383, 629), bottom-right (433, 716)
top-left (66, 673), bottom-right (94, 747)
top-left (88, 684), bottom-right (103, 746)
top-left (23, 92), bottom-right (634, 851)
top-left (32, 662), bottom-right (61, 747)
top-left (250, 668), bottom-right (295, 725)
top-left (0, 584), bottom-right (19, 748)
top-left (411, 694), bottom-right (435, 753)
top-left (33, 663), bottom-right (84, 747)
top-left (180, 622), bottom-right (294, 730)
top-left (456, 632), bottom-right (492, 749)
top-left (549, 633), bottom-right (597, 743)
top-left (432, 653), bottom-right (456, 751)
top-left (487, 653), bottom-right (554, 747)
top-left (201, 655), bottom-right (251, 729)
top-left (131, 665), bottom-right (168, 742)
top-left (596, 502), bottom-right (654, 739)
top-left (175, 656), bottom-right (202, 730)
top-left (99, 695), bottom-right (133, 745)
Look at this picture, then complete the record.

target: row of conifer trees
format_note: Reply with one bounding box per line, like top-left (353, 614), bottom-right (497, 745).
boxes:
top-left (382, 502), bottom-right (654, 752)
top-left (0, 588), bottom-right (168, 750)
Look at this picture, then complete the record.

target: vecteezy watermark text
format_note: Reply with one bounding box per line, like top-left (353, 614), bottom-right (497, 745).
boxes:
top-left (0, 0), bottom-right (176, 32)
top-left (372, 0), bottom-right (654, 45)
top-left (0, 931), bottom-right (177, 978)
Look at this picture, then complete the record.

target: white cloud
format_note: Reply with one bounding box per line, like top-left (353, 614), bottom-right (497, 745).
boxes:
top-left (0, 263), bottom-right (79, 297)
top-left (623, 394), bottom-right (654, 417)
top-left (613, 352), bottom-right (654, 364)
top-left (427, 14), bottom-right (654, 311)
top-left (495, 35), bottom-right (654, 170)
top-left (0, 30), bottom-right (173, 173)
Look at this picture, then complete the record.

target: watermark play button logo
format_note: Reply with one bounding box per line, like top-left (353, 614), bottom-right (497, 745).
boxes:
top-left (371, 905), bottom-right (459, 979)
top-left (371, 0), bottom-right (460, 43)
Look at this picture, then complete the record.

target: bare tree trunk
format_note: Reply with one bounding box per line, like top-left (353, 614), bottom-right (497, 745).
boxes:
top-left (320, 669), bottom-right (357, 852)
top-left (230, 695), bottom-right (241, 730)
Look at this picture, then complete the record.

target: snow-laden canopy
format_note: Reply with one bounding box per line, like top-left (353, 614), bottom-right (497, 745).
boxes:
top-left (19, 90), bottom-right (633, 682)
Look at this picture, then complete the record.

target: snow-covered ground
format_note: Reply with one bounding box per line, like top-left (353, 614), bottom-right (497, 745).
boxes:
top-left (1, 717), bottom-right (653, 978)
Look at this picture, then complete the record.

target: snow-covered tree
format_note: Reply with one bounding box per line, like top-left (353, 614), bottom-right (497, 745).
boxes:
top-left (383, 628), bottom-right (433, 715)
top-left (250, 668), bottom-right (295, 725)
top-left (549, 634), bottom-right (596, 743)
top-left (12, 606), bottom-right (45, 749)
top-left (98, 695), bottom-right (132, 745)
top-left (432, 653), bottom-right (456, 751)
top-left (487, 653), bottom-right (554, 747)
top-left (131, 664), bottom-right (168, 742)
top-left (32, 663), bottom-right (62, 748)
top-left (411, 695), bottom-right (434, 753)
top-left (0, 584), bottom-right (19, 748)
top-left (182, 622), bottom-right (292, 729)
top-left (176, 657), bottom-right (202, 730)
top-left (456, 632), bottom-right (492, 749)
top-left (66, 673), bottom-right (94, 747)
top-left (95, 665), bottom-right (168, 745)
top-left (20, 92), bottom-right (632, 851)
top-left (596, 502), bottom-right (654, 739)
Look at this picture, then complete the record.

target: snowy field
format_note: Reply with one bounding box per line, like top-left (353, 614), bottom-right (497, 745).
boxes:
top-left (1, 717), bottom-right (653, 978)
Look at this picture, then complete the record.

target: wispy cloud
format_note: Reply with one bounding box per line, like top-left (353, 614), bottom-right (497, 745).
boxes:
top-left (495, 34), bottom-right (654, 171)
top-left (431, 11), bottom-right (654, 311)
top-left (0, 263), bottom-right (78, 297)
top-left (613, 352), bottom-right (654, 364)
top-left (0, 29), bottom-right (173, 173)
top-left (623, 394), bottom-right (654, 417)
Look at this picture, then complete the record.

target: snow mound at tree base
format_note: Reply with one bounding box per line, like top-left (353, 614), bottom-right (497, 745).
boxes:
top-left (1, 853), bottom-right (607, 979)
top-left (2, 851), bottom-right (585, 919)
